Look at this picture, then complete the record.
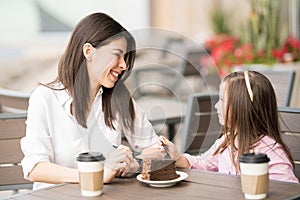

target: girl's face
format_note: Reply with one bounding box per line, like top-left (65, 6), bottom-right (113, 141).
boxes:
top-left (215, 82), bottom-right (227, 126)
top-left (88, 37), bottom-right (127, 89)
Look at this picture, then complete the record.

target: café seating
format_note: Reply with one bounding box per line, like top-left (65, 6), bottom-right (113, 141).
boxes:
top-left (0, 112), bottom-right (33, 193)
top-left (177, 48), bottom-right (221, 96)
top-left (0, 88), bottom-right (30, 113)
top-left (278, 107), bottom-right (300, 179)
top-left (234, 67), bottom-right (295, 107)
top-left (131, 47), bottom-right (220, 101)
top-left (259, 69), bottom-right (295, 107)
top-left (131, 63), bottom-right (177, 99)
top-left (180, 93), bottom-right (222, 155)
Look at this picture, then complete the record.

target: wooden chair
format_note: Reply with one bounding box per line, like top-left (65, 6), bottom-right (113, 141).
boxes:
top-left (180, 93), bottom-right (222, 155)
top-left (278, 107), bottom-right (300, 180)
top-left (178, 48), bottom-right (221, 93)
top-left (260, 69), bottom-right (295, 107)
top-left (131, 47), bottom-right (220, 101)
top-left (163, 47), bottom-right (220, 101)
top-left (0, 112), bottom-right (33, 193)
top-left (131, 64), bottom-right (177, 99)
top-left (0, 88), bottom-right (30, 113)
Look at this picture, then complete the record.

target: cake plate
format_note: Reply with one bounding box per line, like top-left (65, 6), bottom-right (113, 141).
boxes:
top-left (136, 171), bottom-right (188, 187)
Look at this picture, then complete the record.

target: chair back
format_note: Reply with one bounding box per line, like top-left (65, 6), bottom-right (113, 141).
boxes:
top-left (131, 64), bottom-right (176, 99)
top-left (179, 48), bottom-right (221, 91)
top-left (0, 89), bottom-right (30, 113)
top-left (180, 93), bottom-right (222, 155)
top-left (278, 107), bottom-right (300, 179)
top-left (234, 67), bottom-right (295, 107)
top-left (0, 112), bottom-right (33, 191)
top-left (260, 69), bottom-right (295, 107)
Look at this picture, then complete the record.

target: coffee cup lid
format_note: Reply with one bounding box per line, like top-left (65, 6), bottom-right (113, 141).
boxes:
top-left (239, 153), bottom-right (270, 163)
top-left (76, 152), bottom-right (105, 162)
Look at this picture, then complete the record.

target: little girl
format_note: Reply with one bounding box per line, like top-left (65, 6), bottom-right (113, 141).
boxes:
top-left (159, 71), bottom-right (299, 183)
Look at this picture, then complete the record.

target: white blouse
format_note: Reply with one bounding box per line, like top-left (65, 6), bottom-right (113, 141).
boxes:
top-left (21, 83), bottom-right (158, 189)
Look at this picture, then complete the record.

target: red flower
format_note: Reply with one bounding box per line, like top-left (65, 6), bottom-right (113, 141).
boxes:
top-left (284, 35), bottom-right (300, 50)
top-left (234, 48), bottom-right (243, 58)
top-left (245, 53), bottom-right (253, 62)
top-left (272, 48), bottom-right (284, 62)
top-left (204, 34), bottom-right (300, 76)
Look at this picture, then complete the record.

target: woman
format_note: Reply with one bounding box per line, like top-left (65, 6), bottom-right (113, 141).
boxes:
top-left (21, 12), bottom-right (158, 189)
top-left (159, 71), bottom-right (299, 183)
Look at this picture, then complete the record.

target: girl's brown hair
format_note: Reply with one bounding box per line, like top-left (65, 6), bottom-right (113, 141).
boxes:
top-left (47, 13), bottom-right (136, 131)
top-left (214, 71), bottom-right (294, 171)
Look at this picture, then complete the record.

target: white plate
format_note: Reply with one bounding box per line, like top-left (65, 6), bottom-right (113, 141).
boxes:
top-left (136, 171), bottom-right (188, 187)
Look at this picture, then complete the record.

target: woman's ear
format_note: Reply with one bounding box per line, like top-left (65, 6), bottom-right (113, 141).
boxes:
top-left (83, 43), bottom-right (95, 61)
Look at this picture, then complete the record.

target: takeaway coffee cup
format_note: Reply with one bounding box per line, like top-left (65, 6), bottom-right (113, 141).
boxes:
top-left (76, 152), bottom-right (105, 196)
top-left (239, 153), bottom-right (270, 200)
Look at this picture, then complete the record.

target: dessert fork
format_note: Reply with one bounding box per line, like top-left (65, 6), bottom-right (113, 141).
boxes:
top-left (162, 143), bottom-right (171, 159)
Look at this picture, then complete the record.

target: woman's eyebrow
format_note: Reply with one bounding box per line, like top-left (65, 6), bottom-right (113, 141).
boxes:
top-left (113, 49), bottom-right (124, 54)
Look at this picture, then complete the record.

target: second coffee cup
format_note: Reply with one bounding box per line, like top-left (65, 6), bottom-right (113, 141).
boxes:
top-left (77, 152), bottom-right (105, 197)
top-left (239, 153), bottom-right (270, 200)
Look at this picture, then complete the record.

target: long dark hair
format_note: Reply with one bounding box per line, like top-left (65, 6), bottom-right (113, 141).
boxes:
top-left (214, 71), bottom-right (294, 171)
top-left (47, 13), bottom-right (136, 131)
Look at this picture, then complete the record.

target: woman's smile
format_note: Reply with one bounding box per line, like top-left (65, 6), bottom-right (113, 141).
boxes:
top-left (87, 37), bottom-right (127, 89)
top-left (110, 70), bottom-right (120, 82)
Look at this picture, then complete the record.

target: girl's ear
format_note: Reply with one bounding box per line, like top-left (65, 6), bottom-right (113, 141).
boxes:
top-left (83, 43), bottom-right (95, 61)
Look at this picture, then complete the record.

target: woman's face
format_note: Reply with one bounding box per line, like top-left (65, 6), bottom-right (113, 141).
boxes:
top-left (87, 37), bottom-right (127, 88)
top-left (215, 82), bottom-right (227, 125)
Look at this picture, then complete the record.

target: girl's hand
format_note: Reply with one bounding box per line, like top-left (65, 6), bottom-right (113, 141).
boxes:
top-left (158, 135), bottom-right (181, 160)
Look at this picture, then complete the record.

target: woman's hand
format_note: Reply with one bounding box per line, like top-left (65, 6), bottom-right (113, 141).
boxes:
top-left (105, 145), bottom-right (140, 178)
top-left (103, 165), bottom-right (118, 183)
top-left (116, 158), bottom-right (140, 177)
top-left (105, 145), bottom-right (134, 171)
top-left (158, 135), bottom-right (181, 160)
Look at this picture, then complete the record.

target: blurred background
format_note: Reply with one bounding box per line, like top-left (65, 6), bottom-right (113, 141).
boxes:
top-left (0, 0), bottom-right (150, 92)
top-left (1, 0), bottom-right (299, 98)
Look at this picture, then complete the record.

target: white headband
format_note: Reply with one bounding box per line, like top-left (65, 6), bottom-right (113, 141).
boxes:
top-left (244, 71), bottom-right (253, 102)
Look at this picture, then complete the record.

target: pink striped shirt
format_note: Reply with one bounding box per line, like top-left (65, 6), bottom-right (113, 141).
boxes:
top-left (184, 135), bottom-right (299, 183)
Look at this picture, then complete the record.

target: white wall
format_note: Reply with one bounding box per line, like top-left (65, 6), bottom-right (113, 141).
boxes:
top-left (0, 0), bottom-right (150, 45)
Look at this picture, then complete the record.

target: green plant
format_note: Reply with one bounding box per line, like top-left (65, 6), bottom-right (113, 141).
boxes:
top-left (205, 0), bottom-right (300, 76)
top-left (243, 0), bottom-right (283, 59)
top-left (211, 9), bottom-right (231, 35)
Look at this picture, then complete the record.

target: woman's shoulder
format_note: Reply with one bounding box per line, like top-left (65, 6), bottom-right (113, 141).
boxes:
top-left (31, 85), bottom-right (53, 95)
top-left (30, 85), bottom-right (51, 98)
top-left (30, 83), bottom-right (68, 101)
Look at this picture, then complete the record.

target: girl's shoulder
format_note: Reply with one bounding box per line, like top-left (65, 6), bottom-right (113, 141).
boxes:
top-left (255, 135), bottom-right (283, 152)
top-left (259, 135), bottom-right (278, 145)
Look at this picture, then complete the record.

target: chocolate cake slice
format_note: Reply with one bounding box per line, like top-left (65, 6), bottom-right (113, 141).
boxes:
top-left (141, 158), bottom-right (179, 181)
